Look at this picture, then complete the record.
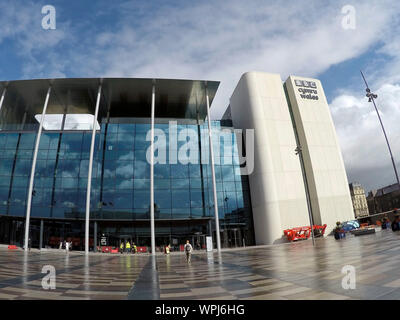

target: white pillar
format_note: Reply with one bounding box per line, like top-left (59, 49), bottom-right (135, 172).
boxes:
top-left (150, 82), bottom-right (156, 255)
top-left (0, 86), bottom-right (7, 113)
top-left (206, 86), bottom-right (221, 252)
top-left (24, 86), bottom-right (52, 250)
top-left (85, 83), bottom-right (102, 254)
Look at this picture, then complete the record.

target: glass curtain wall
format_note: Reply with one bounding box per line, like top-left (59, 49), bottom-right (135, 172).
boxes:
top-left (0, 79), bottom-right (254, 250)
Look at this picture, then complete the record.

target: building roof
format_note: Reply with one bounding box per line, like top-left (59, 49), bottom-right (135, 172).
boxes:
top-left (375, 183), bottom-right (400, 196)
top-left (0, 78), bottom-right (220, 122)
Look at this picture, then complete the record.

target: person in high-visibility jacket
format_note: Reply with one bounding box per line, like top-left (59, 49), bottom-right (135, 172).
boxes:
top-left (165, 244), bottom-right (170, 254)
top-left (132, 243), bottom-right (137, 254)
top-left (126, 241), bottom-right (131, 253)
top-left (120, 242), bottom-right (124, 254)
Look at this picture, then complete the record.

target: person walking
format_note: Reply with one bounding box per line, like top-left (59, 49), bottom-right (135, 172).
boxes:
top-left (184, 240), bottom-right (193, 263)
top-left (391, 215), bottom-right (400, 232)
top-left (126, 241), bottom-right (131, 253)
top-left (65, 240), bottom-right (69, 252)
top-left (381, 217), bottom-right (388, 230)
top-left (132, 243), bottom-right (137, 254)
top-left (120, 242), bottom-right (124, 254)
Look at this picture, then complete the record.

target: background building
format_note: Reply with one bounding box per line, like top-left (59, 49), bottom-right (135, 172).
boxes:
top-left (367, 183), bottom-right (400, 214)
top-left (349, 182), bottom-right (369, 218)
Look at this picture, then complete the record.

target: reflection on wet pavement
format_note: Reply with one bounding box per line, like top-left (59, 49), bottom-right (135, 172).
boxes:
top-left (1, 230), bottom-right (400, 300)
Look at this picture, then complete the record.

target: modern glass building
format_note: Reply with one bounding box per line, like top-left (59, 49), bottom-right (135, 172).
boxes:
top-left (0, 78), bottom-right (255, 251)
top-left (0, 72), bottom-right (355, 250)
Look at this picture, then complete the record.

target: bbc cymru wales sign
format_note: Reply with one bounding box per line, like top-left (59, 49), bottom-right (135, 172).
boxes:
top-left (294, 79), bottom-right (319, 100)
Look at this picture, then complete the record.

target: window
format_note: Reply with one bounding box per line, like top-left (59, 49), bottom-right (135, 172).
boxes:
top-left (172, 190), bottom-right (190, 208)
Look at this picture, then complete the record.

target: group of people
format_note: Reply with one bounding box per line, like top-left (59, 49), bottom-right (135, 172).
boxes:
top-left (163, 241), bottom-right (193, 263)
top-left (335, 210), bottom-right (400, 240)
top-left (119, 241), bottom-right (137, 254)
top-left (334, 221), bottom-right (346, 240)
top-left (59, 240), bottom-right (72, 252)
top-left (381, 212), bottom-right (400, 231)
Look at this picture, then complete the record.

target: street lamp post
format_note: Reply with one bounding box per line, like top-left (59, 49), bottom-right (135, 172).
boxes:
top-left (360, 71), bottom-right (400, 186)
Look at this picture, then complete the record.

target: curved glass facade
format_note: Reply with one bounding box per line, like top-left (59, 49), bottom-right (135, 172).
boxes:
top-left (0, 79), bottom-right (254, 251)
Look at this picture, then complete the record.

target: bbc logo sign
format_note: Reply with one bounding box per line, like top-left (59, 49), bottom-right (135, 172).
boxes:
top-left (295, 80), bottom-right (317, 89)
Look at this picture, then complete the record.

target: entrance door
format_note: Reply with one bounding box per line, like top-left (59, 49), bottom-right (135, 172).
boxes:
top-left (193, 234), bottom-right (206, 250)
top-left (11, 220), bottom-right (24, 247)
top-left (136, 236), bottom-right (150, 247)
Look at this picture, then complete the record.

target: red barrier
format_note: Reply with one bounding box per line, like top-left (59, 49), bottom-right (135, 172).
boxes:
top-left (137, 246), bottom-right (147, 253)
top-left (8, 245), bottom-right (18, 250)
top-left (283, 224), bottom-right (327, 241)
top-left (101, 246), bottom-right (112, 253)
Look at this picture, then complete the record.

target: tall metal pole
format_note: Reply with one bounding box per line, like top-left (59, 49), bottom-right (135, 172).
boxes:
top-left (0, 86), bottom-right (7, 113)
top-left (0, 86), bottom-right (7, 131)
top-left (85, 83), bottom-right (102, 254)
top-left (150, 81), bottom-right (156, 255)
top-left (93, 221), bottom-right (97, 253)
top-left (205, 84), bottom-right (221, 252)
top-left (39, 219), bottom-right (44, 250)
top-left (361, 71), bottom-right (400, 185)
top-left (24, 86), bottom-right (52, 250)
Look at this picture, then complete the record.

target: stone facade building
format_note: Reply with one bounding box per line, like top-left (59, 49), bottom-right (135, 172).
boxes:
top-left (367, 183), bottom-right (400, 215)
top-left (349, 182), bottom-right (369, 218)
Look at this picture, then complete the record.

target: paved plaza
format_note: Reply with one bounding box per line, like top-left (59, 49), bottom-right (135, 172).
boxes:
top-left (1, 230), bottom-right (400, 300)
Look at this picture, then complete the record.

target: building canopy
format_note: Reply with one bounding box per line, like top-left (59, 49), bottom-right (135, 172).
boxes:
top-left (0, 78), bottom-right (219, 131)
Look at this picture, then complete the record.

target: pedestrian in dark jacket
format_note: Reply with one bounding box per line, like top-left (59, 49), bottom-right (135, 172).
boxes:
top-left (334, 221), bottom-right (344, 240)
top-left (391, 216), bottom-right (400, 232)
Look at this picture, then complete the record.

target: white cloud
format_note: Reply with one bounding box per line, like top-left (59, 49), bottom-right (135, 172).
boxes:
top-left (0, 1), bottom-right (69, 79)
top-left (2, 0), bottom-right (400, 193)
top-left (57, 0), bottom-right (397, 120)
top-left (330, 83), bottom-right (400, 192)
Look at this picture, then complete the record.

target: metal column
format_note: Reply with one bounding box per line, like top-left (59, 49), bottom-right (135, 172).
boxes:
top-left (93, 221), bottom-right (97, 252)
top-left (0, 86), bottom-right (7, 112)
top-left (85, 83), bottom-right (102, 254)
top-left (150, 82), bottom-right (156, 255)
top-left (205, 85), bottom-right (221, 252)
top-left (24, 86), bottom-right (52, 251)
top-left (39, 219), bottom-right (44, 250)
top-left (361, 71), bottom-right (400, 185)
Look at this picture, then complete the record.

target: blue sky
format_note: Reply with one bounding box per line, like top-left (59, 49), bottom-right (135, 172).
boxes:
top-left (1, 0), bottom-right (400, 192)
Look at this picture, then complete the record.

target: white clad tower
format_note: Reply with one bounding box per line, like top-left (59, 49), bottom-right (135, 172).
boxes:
top-left (284, 75), bottom-right (354, 234)
top-left (230, 72), bottom-right (310, 245)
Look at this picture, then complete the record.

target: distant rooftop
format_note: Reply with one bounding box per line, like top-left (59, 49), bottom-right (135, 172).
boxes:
top-left (375, 183), bottom-right (400, 196)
